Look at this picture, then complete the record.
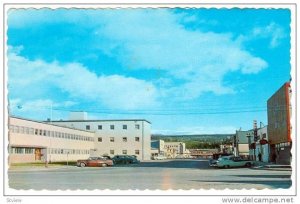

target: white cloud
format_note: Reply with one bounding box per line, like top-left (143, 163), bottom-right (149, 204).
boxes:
top-left (8, 48), bottom-right (159, 111)
top-left (8, 9), bottom-right (268, 101)
top-left (91, 10), bottom-right (268, 98)
top-left (251, 22), bottom-right (286, 48)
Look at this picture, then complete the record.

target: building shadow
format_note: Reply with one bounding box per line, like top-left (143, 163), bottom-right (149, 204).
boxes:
top-left (234, 174), bottom-right (291, 179)
top-left (113, 159), bottom-right (211, 169)
top-left (190, 179), bottom-right (292, 189)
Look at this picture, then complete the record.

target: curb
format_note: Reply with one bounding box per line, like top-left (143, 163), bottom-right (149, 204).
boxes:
top-left (251, 166), bottom-right (292, 171)
top-left (8, 165), bottom-right (77, 172)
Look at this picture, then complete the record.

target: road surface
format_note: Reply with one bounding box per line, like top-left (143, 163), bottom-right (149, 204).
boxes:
top-left (8, 159), bottom-right (292, 190)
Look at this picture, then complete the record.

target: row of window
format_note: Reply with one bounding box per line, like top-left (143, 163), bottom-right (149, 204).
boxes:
top-left (97, 137), bottom-right (140, 142)
top-left (10, 147), bottom-right (35, 154)
top-left (48, 148), bottom-right (90, 155)
top-left (10, 147), bottom-right (90, 155)
top-left (9, 125), bottom-right (94, 142)
top-left (109, 149), bottom-right (140, 155)
top-left (86, 124), bottom-right (140, 130)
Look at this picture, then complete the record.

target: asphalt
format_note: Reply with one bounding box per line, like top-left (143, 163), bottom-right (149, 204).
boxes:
top-left (7, 159), bottom-right (292, 190)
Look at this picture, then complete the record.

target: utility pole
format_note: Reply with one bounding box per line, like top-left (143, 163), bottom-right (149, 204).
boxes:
top-left (253, 120), bottom-right (258, 161)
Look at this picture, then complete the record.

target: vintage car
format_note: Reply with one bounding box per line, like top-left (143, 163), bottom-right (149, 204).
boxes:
top-left (77, 157), bottom-right (114, 167)
top-left (154, 155), bottom-right (167, 160)
top-left (112, 155), bottom-right (140, 164)
top-left (216, 156), bottom-right (254, 168)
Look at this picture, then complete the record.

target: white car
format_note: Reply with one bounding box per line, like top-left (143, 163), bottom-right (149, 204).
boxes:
top-left (216, 156), bottom-right (253, 168)
top-left (154, 155), bottom-right (167, 160)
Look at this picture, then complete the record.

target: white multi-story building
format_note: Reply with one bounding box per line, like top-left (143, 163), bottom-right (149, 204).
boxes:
top-left (50, 112), bottom-right (151, 160)
top-left (8, 116), bottom-right (95, 163)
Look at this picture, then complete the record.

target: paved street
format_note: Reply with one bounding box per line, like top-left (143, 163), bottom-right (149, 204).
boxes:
top-left (8, 159), bottom-right (292, 190)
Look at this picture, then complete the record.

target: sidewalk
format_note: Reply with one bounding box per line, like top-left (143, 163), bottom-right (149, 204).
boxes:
top-left (252, 161), bottom-right (292, 171)
top-left (8, 165), bottom-right (77, 172)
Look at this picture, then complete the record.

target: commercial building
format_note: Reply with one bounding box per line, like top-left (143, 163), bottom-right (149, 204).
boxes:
top-left (267, 82), bottom-right (292, 164)
top-left (234, 130), bottom-right (252, 158)
top-left (189, 149), bottom-right (219, 159)
top-left (151, 140), bottom-right (165, 158)
top-left (50, 112), bottom-right (151, 160)
top-left (150, 140), bottom-right (190, 159)
top-left (254, 125), bottom-right (269, 162)
top-left (235, 125), bottom-right (269, 162)
top-left (8, 116), bottom-right (95, 163)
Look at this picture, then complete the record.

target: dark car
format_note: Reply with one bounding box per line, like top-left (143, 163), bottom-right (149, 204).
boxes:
top-left (112, 155), bottom-right (140, 164)
top-left (77, 157), bottom-right (114, 167)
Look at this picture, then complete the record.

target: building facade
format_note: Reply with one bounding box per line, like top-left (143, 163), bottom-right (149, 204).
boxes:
top-left (234, 130), bottom-right (252, 158)
top-left (50, 117), bottom-right (151, 160)
top-left (9, 116), bottom-right (95, 163)
top-left (254, 125), bottom-right (269, 163)
top-left (267, 82), bottom-right (292, 164)
top-left (163, 142), bottom-right (190, 158)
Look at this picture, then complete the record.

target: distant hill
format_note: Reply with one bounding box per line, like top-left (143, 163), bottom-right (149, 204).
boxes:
top-left (151, 134), bottom-right (234, 149)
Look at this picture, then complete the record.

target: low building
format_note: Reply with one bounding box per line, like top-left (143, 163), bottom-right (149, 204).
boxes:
top-left (235, 125), bottom-right (269, 162)
top-left (8, 116), bottom-right (95, 163)
top-left (164, 142), bottom-right (190, 158)
top-left (189, 149), bottom-right (219, 159)
top-left (50, 112), bottom-right (151, 160)
top-left (255, 125), bottom-right (269, 163)
top-left (234, 130), bottom-right (252, 158)
top-left (267, 82), bottom-right (292, 164)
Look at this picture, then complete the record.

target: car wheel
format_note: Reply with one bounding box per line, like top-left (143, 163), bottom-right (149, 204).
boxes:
top-left (224, 165), bottom-right (230, 169)
top-left (101, 163), bottom-right (107, 167)
top-left (245, 162), bottom-right (251, 167)
top-left (80, 163), bottom-right (86, 167)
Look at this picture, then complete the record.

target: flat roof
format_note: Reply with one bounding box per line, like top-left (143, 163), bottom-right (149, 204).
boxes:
top-left (9, 115), bottom-right (95, 134)
top-left (50, 119), bottom-right (152, 124)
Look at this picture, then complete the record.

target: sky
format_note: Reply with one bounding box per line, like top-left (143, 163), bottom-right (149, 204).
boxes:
top-left (7, 8), bottom-right (291, 135)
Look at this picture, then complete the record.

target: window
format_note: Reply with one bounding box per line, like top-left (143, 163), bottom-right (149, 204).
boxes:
top-left (123, 125), bottom-right (127, 129)
top-left (39, 129), bottom-right (43, 135)
top-left (29, 128), bottom-right (34, 135)
top-left (98, 137), bottom-right (102, 142)
top-left (20, 126), bottom-right (24, 134)
top-left (43, 130), bottom-right (46, 136)
top-left (9, 125), bottom-right (14, 132)
top-left (110, 137), bottom-right (115, 142)
top-left (122, 150), bottom-right (127, 155)
top-left (110, 150), bottom-right (114, 155)
top-left (25, 148), bottom-right (34, 154)
top-left (135, 124), bottom-right (140, 129)
top-left (15, 126), bottom-right (19, 133)
top-left (135, 150), bottom-right (140, 155)
top-left (86, 125), bottom-right (90, 130)
top-left (98, 125), bottom-right (102, 130)
top-left (135, 137), bottom-right (140, 142)
top-left (110, 125), bottom-right (114, 130)
top-left (15, 148), bottom-right (24, 154)
top-left (122, 137), bottom-right (127, 142)
top-left (25, 127), bottom-right (29, 134)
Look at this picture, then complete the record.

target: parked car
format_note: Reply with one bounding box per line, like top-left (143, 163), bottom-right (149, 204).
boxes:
top-left (102, 155), bottom-right (112, 160)
top-left (209, 154), bottom-right (234, 167)
top-left (77, 157), bottom-right (114, 167)
top-left (154, 155), bottom-right (167, 160)
top-left (112, 155), bottom-right (140, 164)
top-left (216, 156), bottom-right (253, 168)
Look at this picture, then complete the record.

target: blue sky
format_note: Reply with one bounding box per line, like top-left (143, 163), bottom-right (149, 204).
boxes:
top-left (7, 8), bottom-right (291, 134)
